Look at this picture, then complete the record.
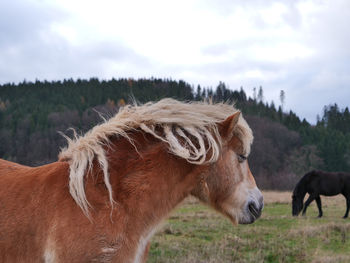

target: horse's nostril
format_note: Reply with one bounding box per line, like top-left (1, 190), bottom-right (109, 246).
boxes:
top-left (248, 202), bottom-right (261, 219)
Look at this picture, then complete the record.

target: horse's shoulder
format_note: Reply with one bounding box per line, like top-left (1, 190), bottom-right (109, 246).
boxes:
top-left (303, 170), bottom-right (318, 181)
top-left (309, 170), bottom-right (328, 179)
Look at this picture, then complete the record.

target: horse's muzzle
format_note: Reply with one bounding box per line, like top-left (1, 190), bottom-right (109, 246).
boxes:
top-left (239, 188), bottom-right (264, 224)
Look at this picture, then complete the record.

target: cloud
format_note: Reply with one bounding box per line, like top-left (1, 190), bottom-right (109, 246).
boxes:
top-left (0, 0), bottom-right (349, 123)
top-left (0, 0), bottom-right (151, 82)
top-left (0, 38), bottom-right (151, 81)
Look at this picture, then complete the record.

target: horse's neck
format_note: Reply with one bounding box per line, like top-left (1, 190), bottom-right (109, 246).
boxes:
top-left (294, 179), bottom-right (307, 199)
top-left (106, 134), bottom-right (200, 239)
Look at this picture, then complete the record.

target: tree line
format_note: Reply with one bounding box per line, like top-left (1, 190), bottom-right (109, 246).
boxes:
top-left (0, 78), bottom-right (349, 189)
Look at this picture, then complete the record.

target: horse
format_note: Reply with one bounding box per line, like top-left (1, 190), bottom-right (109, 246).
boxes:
top-left (292, 170), bottom-right (350, 218)
top-left (0, 98), bottom-right (263, 262)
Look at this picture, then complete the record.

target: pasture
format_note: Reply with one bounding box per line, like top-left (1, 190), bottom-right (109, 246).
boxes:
top-left (148, 191), bottom-right (350, 263)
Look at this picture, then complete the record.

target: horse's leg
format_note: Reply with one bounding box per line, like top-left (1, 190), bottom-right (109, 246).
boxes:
top-left (344, 196), bottom-right (350, 218)
top-left (302, 195), bottom-right (315, 216)
top-left (315, 196), bottom-right (323, 218)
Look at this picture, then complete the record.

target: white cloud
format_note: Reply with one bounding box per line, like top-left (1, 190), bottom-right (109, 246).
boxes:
top-left (0, 0), bottom-right (349, 123)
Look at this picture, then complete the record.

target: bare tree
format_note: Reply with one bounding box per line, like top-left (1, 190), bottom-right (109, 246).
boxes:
top-left (280, 90), bottom-right (285, 112)
top-left (257, 86), bottom-right (264, 103)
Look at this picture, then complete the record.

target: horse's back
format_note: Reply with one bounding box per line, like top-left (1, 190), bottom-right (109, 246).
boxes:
top-left (0, 159), bottom-right (71, 261)
top-left (339, 172), bottom-right (350, 194)
top-left (0, 158), bottom-right (32, 175)
top-left (0, 158), bottom-right (70, 204)
top-left (306, 170), bottom-right (349, 196)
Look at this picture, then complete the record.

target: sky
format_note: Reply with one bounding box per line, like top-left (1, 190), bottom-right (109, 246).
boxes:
top-left (0, 0), bottom-right (349, 123)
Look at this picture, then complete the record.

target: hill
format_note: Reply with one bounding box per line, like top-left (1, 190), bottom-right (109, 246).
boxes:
top-left (1, 78), bottom-right (349, 190)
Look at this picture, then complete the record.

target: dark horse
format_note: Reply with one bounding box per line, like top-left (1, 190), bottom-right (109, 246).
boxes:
top-left (292, 170), bottom-right (350, 218)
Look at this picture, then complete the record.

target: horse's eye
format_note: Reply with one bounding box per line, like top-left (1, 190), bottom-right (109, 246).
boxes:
top-left (237, 154), bottom-right (247, 163)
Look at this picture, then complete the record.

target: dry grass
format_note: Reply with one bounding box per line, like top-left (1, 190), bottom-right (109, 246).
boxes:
top-left (311, 254), bottom-right (350, 263)
top-left (148, 191), bottom-right (350, 263)
top-left (262, 191), bottom-right (293, 204)
top-left (177, 190), bottom-right (346, 206)
top-left (185, 190), bottom-right (299, 205)
top-left (263, 190), bottom-right (346, 206)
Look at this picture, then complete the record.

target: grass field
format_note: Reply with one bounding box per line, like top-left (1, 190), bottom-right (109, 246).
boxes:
top-left (148, 191), bottom-right (350, 263)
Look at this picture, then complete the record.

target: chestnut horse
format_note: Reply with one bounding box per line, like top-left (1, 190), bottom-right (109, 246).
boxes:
top-left (0, 99), bottom-right (263, 262)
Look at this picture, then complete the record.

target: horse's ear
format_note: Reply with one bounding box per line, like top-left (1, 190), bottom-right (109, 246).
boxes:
top-left (219, 111), bottom-right (240, 141)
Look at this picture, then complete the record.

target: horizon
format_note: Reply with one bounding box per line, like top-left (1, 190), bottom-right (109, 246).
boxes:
top-left (2, 76), bottom-right (346, 125)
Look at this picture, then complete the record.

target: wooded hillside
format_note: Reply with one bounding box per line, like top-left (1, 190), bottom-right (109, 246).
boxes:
top-left (1, 78), bottom-right (349, 190)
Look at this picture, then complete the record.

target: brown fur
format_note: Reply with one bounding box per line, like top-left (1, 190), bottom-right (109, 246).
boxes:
top-left (0, 114), bottom-right (261, 262)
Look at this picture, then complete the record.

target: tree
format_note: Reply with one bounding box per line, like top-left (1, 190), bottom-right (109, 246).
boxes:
top-left (279, 90), bottom-right (285, 112)
top-left (257, 86), bottom-right (264, 103)
top-left (195, 85), bottom-right (202, 101)
top-left (252, 87), bottom-right (257, 101)
top-left (215, 82), bottom-right (224, 102)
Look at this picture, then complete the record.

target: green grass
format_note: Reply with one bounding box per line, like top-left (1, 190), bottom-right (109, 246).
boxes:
top-left (147, 194), bottom-right (350, 263)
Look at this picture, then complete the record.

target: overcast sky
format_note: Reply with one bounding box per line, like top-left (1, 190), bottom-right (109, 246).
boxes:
top-left (1, 0), bottom-right (349, 123)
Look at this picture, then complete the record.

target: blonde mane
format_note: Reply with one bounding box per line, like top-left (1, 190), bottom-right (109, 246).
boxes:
top-left (58, 98), bottom-right (253, 216)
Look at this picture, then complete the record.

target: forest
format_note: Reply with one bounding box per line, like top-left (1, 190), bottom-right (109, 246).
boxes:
top-left (1, 78), bottom-right (349, 190)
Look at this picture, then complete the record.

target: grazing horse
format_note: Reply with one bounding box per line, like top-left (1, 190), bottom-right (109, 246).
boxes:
top-left (292, 170), bottom-right (350, 218)
top-left (0, 99), bottom-right (263, 262)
